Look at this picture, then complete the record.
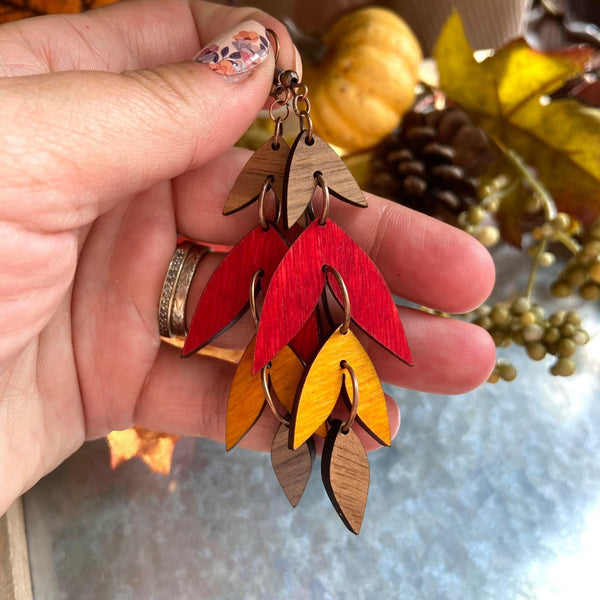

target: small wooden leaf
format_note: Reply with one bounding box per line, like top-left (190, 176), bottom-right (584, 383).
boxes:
top-left (271, 423), bottom-right (315, 507)
top-left (226, 336), bottom-right (304, 451)
top-left (322, 419), bottom-right (370, 535)
top-left (283, 131), bottom-right (367, 228)
top-left (290, 326), bottom-right (390, 449)
top-left (222, 136), bottom-right (290, 215)
top-left (183, 225), bottom-right (288, 357)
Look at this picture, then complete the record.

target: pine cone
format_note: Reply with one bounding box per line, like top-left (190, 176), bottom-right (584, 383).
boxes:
top-left (371, 106), bottom-right (495, 221)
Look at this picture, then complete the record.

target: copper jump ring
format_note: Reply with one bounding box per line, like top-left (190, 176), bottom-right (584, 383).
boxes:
top-left (340, 360), bottom-right (359, 433)
top-left (315, 172), bottom-right (330, 225)
top-left (261, 366), bottom-right (290, 427)
top-left (257, 175), bottom-right (275, 230)
top-left (248, 268), bottom-right (264, 327)
top-left (322, 265), bottom-right (351, 334)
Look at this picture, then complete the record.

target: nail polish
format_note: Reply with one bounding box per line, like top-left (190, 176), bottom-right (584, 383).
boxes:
top-left (195, 20), bottom-right (270, 77)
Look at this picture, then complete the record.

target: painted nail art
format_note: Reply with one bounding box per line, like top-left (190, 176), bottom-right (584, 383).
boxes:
top-left (195, 20), bottom-right (270, 77)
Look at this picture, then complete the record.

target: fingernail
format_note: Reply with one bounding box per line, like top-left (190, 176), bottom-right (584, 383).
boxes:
top-left (195, 20), bottom-right (270, 78)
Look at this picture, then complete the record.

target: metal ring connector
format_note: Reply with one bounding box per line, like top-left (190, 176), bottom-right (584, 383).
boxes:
top-left (248, 269), bottom-right (264, 327)
top-left (340, 360), bottom-right (359, 434)
top-left (314, 172), bottom-right (330, 225)
top-left (261, 366), bottom-right (290, 427)
top-left (323, 265), bottom-right (351, 334)
top-left (258, 175), bottom-right (275, 230)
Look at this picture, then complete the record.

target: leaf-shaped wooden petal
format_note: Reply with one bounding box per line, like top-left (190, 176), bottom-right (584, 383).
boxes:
top-left (227, 336), bottom-right (305, 450)
top-left (254, 222), bottom-right (325, 373)
top-left (271, 423), bottom-right (315, 507)
top-left (254, 219), bottom-right (411, 373)
top-left (222, 136), bottom-right (290, 215)
top-left (289, 311), bottom-right (321, 364)
top-left (283, 131), bottom-right (367, 228)
top-left (183, 225), bottom-right (287, 357)
top-left (323, 220), bottom-right (412, 366)
top-left (322, 419), bottom-right (370, 535)
top-left (290, 326), bottom-right (389, 449)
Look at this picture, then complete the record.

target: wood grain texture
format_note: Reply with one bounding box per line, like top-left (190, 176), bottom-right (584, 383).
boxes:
top-left (0, 499), bottom-right (33, 600)
top-left (289, 311), bottom-right (321, 364)
top-left (254, 218), bottom-right (412, 373)
top-left (283, 131), bottom-right (367, 229)
top-left (183, 225), bottom-right (288, 357)
top-left (321, 419), bottom-right (370, 535)
top-left (271, 423), bottom-right (315, 507)
top-left (290, 326), bottom-right (390, 450)
top-left (226, 336), bottom-right (305, 450)
top-left (222, 136), bottom-right (290, 215)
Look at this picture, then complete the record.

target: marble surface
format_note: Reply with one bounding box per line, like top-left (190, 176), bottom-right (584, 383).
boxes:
top-left (23, 248), bottom-right (600, 600)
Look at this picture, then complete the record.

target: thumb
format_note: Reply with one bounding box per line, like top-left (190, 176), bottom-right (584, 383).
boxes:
top-left (0, 20), bottom-right (288, 231)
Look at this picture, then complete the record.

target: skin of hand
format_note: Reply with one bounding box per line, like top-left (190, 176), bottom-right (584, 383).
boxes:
top-left (0, 0), bottom-right (495, 516)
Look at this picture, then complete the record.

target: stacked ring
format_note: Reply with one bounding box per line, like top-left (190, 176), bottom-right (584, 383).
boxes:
top-left (159, 241), bottom-right (211, 338)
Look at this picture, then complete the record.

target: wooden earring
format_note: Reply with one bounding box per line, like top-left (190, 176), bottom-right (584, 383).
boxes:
top-left (184, 35), bottom-right (412, 533)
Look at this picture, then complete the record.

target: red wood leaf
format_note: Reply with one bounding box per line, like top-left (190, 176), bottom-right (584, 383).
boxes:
top-left (183, 225), bottom-right (288, 357)
top-left (253, 221), bottom-right (326, 373)
top-left (289, 311), bottom-right (321, 364)
top-left (323, 220), bottom-right (412, 366)
top-left (253, 219), bottom-right (412, 372)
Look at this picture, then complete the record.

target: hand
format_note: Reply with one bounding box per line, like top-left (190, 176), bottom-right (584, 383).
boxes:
top-left (0, 0), bottom-right (495, 515)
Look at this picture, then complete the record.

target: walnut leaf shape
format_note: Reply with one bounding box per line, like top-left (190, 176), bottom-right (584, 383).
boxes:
top-left (222, 136), bottom-right (290, 215)
top-left (226, 335), bottom-right (305, 451)
top-left (283, 131), bottom-right (367, 229)
top-left (271, 422), bottom-right (315, 507)
top-left (183, 225), bottom-right (288, 357)
top-left (321, 419), bottom-right (370, 535)
top-left (290, 326), bottom-right (390, 450)
top-left (253, 219), bottom-right (412, 373)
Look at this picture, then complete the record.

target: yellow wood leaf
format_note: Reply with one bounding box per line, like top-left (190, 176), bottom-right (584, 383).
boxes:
top-left (434, 12), bottom-right (600, 245)
top-left (0, 0), bottom-right (120, 24)
top-left (291, 326), bottom-right (390, 450)
top-left (226, 335), bottom-right (305, 450)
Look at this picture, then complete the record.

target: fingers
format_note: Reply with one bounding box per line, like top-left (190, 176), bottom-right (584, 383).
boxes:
top-left (133, 343), bottom-right (400, 453)
top-left (181, 250), bottom-right (495, 392)
top-left (0, 0), bottom-right (299, 77)
top-left (174, 148), bottom-right (494, 313)
top-left (0, 7), bottom-right (298, 232)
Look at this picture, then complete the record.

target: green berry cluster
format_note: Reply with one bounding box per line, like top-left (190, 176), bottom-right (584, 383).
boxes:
top-left (458, 205), bottom-right (500, 248)
top-left (551, 217), bottom-right (600, 300)
top-left (473, 297), bottom-right (589, 379)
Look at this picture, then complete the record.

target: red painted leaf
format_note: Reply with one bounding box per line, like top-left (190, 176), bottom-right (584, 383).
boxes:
top-left (254, 219), bottom-right (412, 372)
top-left (289, 311), bottom-right (321, 364)
top-left (183, 225), bottom-right (288, 357)
top-left (323, 221), bottom-right (412, 366)
top-left (253, 221), bottom-right (326, 373)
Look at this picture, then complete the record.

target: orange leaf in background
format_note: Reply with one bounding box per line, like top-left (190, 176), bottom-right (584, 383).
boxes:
top-left (435, 12), bottom-right (600, 246)
top-left (107, 426), bottom-right (179, 475)
top-left (0, 0), bottom-right (119, 25)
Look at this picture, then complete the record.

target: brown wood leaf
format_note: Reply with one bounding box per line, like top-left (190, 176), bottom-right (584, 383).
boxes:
top-left (271, 422), bottom-right (315, 507)
top-left (321, 419), bottom-right (370, 534)
top-left (283, 130), bottom-right (367, 229)
top-left (222, 136), bottom-right (290, 216)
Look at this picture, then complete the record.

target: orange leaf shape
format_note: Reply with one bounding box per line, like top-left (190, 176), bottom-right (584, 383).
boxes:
top-left (226, 335), bottom-right (305, 450)
top-left (290, 326), bottom-right (390, 450)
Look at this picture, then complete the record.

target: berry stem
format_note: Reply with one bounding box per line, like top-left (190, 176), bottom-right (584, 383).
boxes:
top-left (554, 230), bottom-right (582, 255)
top-left (525, 237), bottom-right (548, 300)
top-left (491, 137), bottom-right (556, 222)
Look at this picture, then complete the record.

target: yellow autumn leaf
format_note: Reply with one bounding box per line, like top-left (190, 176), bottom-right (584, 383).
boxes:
top-left (434, 12), bottom-right (600, 245)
